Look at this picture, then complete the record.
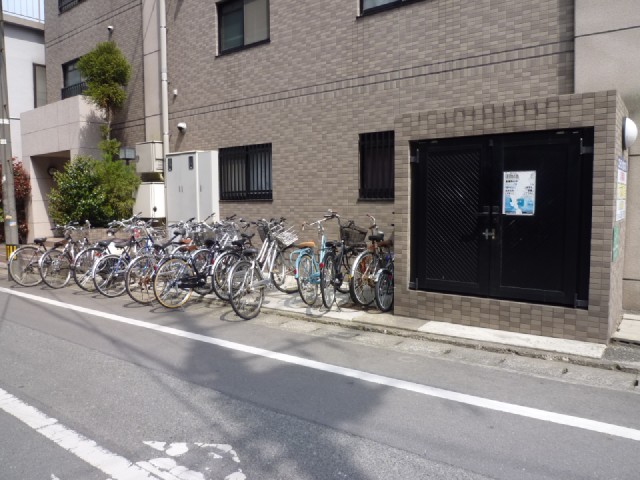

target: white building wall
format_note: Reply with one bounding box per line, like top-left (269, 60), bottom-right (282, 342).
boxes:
top-left (4, 15), bottom-right (45, 161)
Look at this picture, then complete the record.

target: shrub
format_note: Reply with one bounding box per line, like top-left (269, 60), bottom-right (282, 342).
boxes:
top-left (48, 155), bottom-right (140, 228)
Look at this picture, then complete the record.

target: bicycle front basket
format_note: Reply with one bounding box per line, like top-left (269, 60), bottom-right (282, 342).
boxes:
top-left (274, 227), bottom-right (298, 248)
top-left (340, 223), bottom-right (367, 247)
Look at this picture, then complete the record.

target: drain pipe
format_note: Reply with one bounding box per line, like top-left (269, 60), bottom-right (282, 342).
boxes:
top-left (158, 0), bottom-right (169, 224)
top-left (159, 0), bottom-right (169, 158)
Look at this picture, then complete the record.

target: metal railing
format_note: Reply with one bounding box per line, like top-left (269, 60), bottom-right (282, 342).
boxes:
top-left (2, 0), bottom-right (44, 23)
top-left (61, 81), bottom-right (87, 100)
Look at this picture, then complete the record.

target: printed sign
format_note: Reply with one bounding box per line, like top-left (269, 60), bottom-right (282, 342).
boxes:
top-left (503, 171), bottom-right (536, 215)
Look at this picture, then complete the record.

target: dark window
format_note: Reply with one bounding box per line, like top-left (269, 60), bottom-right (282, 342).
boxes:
top-left (61, 59), bottom-right (86, 99)
top-left (360, 0), bottom-right (423, 15)
top-left (220, 143), bottom-right (272, 201)
top-left (218, 0), bottom-right (269, 54)
top-left (59, 0), bottom-right (84, 14)
top-left (33, 64), bottom-right (47, 108)
top-left (359, 131), bottom-right (394, 200)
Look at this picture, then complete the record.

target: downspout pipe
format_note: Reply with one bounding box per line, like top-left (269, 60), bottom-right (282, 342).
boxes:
top-left (158, 0), bottom-right (170, 224)
top-left (159, 0), bottom-right (169, 161)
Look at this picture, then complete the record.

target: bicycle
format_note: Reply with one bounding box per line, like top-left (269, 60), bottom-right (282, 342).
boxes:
top-left (319, 212), bottom-right (367, 310)
top-left (38, 221), bottom-right (91, 289)
top-left (210, 233), bottom-right (256, 301)
top-left (227, 219), bottom-right (299, 319)
top-left (349, 214), bottom-right (394, 308)
top-left (124, 229), bottom-right (185, 305)
top-left (92, 218), bottom-right (153, 297)
top-left (291, 213), bottom-right (334, 306)
top-left (374, 253), bottom-right (394, 312)
top-left (7, 237), bottom-right (49, 287)
top-left (151, 224), bottom-right (233, 308)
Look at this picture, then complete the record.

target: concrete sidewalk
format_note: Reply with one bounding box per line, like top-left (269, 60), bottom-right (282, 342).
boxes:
top-left (2, 243), bottom-right (640, 373)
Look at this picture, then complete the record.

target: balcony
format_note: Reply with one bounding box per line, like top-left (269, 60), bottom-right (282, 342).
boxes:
top-left (2, 0), bottom-right (45, 23)
top-left (61, 82), bottom-right (87, 100)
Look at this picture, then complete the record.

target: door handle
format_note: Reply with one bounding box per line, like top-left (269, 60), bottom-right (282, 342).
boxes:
top-left (482, 228), bottom-right (495, 240)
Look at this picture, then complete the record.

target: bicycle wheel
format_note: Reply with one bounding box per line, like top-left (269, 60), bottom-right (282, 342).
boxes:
top-left (73, 247), bottom-right (105, 292)
top-left (93, 254), bottom-right (127, 297)
top-left (349, 251), bottom-right (376, 306)
top-left (8, 246), bottom-right (44, 287)
top-left (125, 254), bottom-right (157, 305)
top-left (296, 253), bottom-right (318, 306)
top-left (40, 250), bottom-right (72, 289)
top-left (153, 257), bottom-right (194, 308)
top-left (191, 248), bottom-right (214, 296)
top-left (272, 249), bottom-right (298, 294)
top-left (374, 268), bottom-right (394, 312)
top-left (229, 260), bottom-right (264, 320)
top-left (320, 252), bottom-right (337, 309)
top-left (211, 251), bottom-right (240, 301)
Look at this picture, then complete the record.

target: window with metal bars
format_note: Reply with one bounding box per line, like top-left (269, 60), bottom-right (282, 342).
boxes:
top-left (359, 131), bottom-right (394, 200)
top-left (59, 0), bottom-right (84, 14)
top-left (360, 0), bottom-right (424, 16)
top-left (219, 143), bottom-right (272, 201)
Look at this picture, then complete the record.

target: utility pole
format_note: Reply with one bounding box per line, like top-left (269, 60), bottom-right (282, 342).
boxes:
top-left (0, 0), bottom-right (19, 256)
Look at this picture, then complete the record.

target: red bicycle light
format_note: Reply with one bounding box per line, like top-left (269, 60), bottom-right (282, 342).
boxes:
top-left (319, 262), bottom-right (324, 269)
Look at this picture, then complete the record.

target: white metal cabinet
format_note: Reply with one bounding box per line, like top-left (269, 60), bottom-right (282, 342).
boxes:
top-left (165, 150), bottom-right (219, 224)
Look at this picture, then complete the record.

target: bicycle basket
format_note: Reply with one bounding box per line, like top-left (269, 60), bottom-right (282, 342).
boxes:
top-left (340, 223), bottom-right (367, 247)
top-left (274, 228), bottom-right (298, 248)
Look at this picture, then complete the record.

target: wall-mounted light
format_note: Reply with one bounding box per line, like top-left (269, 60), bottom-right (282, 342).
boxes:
top-left (177, 122), bottom-right (187, 133)
top-left (623, 117), bottom-right (638, 150)
top-left (107, 25), bottom-right (114, 34)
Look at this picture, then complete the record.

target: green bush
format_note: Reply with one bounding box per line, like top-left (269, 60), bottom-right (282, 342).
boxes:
top-left (48, 155), bottom-right (140, 227)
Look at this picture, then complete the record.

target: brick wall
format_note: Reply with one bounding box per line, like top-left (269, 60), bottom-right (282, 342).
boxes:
top-left (394, 91), bottom-right (625, 343)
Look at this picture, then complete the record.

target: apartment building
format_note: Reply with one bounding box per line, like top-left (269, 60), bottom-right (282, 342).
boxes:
top-left (22, 0), bottom-right (640, 343)
top-left (2, 0), bottom-right (45, 162)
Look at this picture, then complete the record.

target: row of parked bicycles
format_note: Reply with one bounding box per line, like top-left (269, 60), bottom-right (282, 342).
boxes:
top-left (6, 210), bottom-right (394, 320)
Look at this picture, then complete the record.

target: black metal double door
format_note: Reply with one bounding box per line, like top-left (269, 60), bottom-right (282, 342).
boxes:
top-left (411, 130), bottom-right (592, 307)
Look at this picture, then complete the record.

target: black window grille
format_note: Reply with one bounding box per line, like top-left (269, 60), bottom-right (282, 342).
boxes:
top-left (220, 143), bottom-right (272, 201)
top-left (61, 59), bottom-right (86, 99)
top-left (218, 0), bottom-right (269, 54)
top-left (59, 0), bottom-right (84, 14)
top-left (359, 131), bottom-right (394, 200)
top-left (360, 0), bottom-right (424, 16)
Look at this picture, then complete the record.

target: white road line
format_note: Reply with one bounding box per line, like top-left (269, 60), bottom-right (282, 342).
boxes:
top-left (0, 388), bottom-right (163, 480)
top-left (3, 286), bottom-right (640, 443)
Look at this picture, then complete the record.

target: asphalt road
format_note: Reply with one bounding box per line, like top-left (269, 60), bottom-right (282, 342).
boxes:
top-left (0, 279), bottom-right (639, 480)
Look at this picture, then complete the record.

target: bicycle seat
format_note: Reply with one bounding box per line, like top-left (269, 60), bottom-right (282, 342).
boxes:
top-left (369, 234), bottom-right (384, 243)
top-left (325, 240), bottom-right (341, 248)
top-left (53, 239), bottom-right (68, 248)
top-left (295, 241), bottom-right (315, 249)
top-left (33, 237), bottom-right (47, 245)
top-left (112, 239), bottom-right (129, 248)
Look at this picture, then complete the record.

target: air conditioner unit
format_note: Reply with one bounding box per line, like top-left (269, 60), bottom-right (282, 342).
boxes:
top-left (135, 141), bottom-right (164, 173)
